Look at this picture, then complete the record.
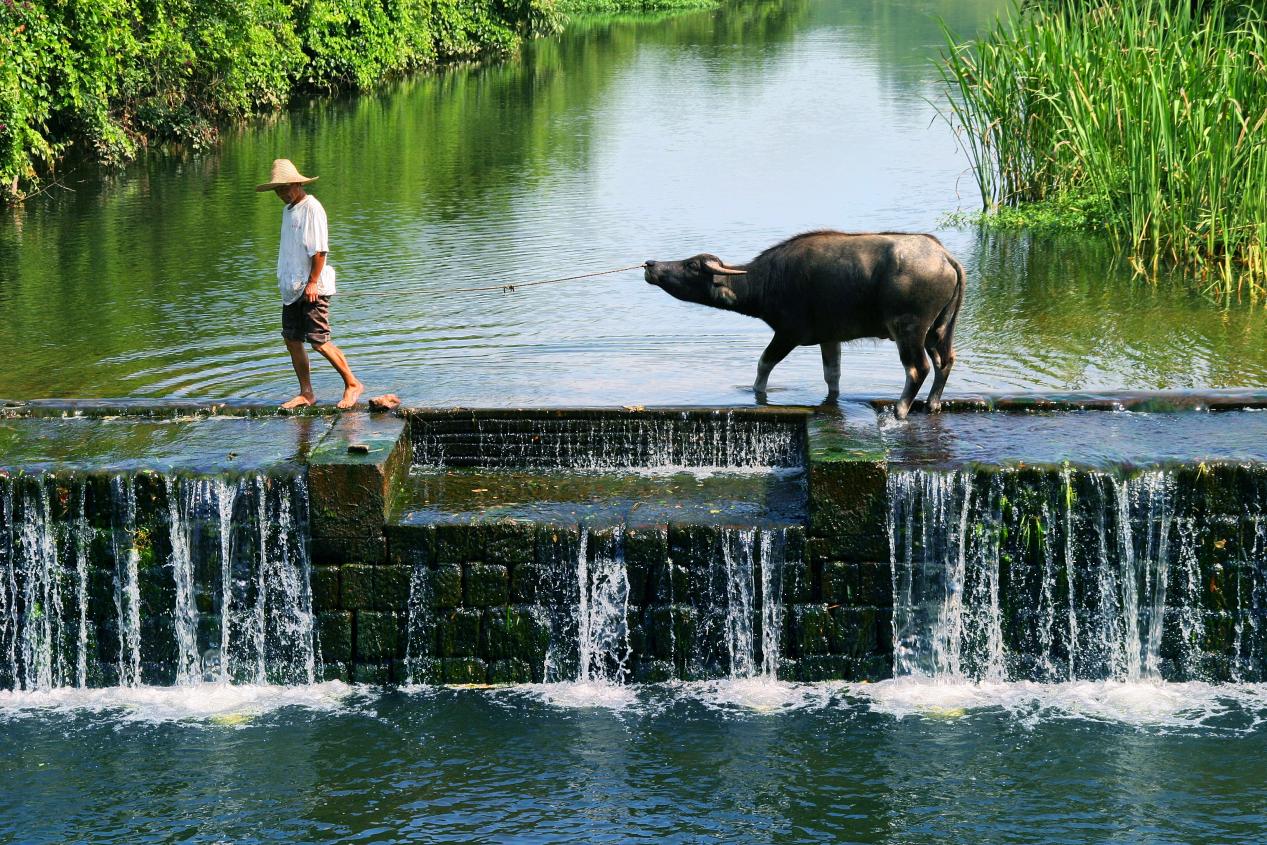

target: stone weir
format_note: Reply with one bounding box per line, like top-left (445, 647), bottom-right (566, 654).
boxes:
top-left (3, 393), bottom-right (1267, 689)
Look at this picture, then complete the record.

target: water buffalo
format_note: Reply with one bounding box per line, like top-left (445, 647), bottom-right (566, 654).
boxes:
top-left (644, 230), bottom-right (965, 419)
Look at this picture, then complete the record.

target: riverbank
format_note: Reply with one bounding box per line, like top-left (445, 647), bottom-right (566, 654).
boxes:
top-left (943, 0), bottom-right (1267, 300)
top-left (0, 0), bottom-right (715, 205)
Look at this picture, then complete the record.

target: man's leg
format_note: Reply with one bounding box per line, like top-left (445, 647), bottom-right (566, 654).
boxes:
top-left (281, 339), bottom-right (317, 409)
top-left (311, 341), bottom-right (363, 409)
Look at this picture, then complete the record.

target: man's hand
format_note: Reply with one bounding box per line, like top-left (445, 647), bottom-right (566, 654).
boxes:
top-left (304, 280), bottom-right (319, 303)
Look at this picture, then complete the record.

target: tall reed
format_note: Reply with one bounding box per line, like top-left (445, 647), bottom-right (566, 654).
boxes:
top-left (942, 0), bottom-right (1267, 300)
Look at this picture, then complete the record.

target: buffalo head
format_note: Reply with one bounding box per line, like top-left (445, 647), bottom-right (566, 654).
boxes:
top-left (644, 254), bottom-right (746, 307)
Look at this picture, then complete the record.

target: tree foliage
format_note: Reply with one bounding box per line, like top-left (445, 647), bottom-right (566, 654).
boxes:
top-left (0, 0), bottom-right (564, 201)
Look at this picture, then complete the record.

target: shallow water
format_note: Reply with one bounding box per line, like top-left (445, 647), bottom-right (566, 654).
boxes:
top-left (882, 408), bottom-right (1267, 468)
top-left (2, 0), bottom-right (1265, 407)
top-left (4, 680), bottom-right (1267, 843)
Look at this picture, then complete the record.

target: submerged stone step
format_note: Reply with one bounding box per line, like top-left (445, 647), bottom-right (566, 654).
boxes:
top-left (388, 467), bottom-right (808, 528)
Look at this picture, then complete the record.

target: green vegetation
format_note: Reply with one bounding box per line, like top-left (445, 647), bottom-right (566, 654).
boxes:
top-left (558, 0), bottom-right (715, 13)
top-left (942, 0), bottom-right (1267, 300)
top-left (0, 0), bottom-right (566, 204)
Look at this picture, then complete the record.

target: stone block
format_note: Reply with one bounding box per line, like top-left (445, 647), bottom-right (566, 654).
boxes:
top-left (668, 524), bottom-right (721, 569)
top-left (310, 533), bottom-right (386, 566)
top-left (435, 524), bottom-right (481, 564)
top-left (435, 608), bottom-right (482, 658)
top-left (466, 563), bottom-right (509, 607)
top-left (307, 413), bottom-right (409, 542)
top-left (791, 604), bottom-right (832, 656)
top-left (782, 554), bottom-right (812, 605)
top-left (341, 564), bottom-right (376, 610)
top-left (353, 663), bottom-right (391, 685)
top-left (794, 654), bottom-right (851, 682)
top-left (431, 563), bottom-right (463, 609)
top-left (854, 654), bottom-right (891, 681)
top-left (319, 611), bottom-right (353, 664)
top-left (830, 606), bottom-right (882, 657)
top-left (625, 524), bottom-right (668, 605)
top-left (387, 523), bottom-right (434, 569)
top-left (483, 522), bottom-right (536, 568)
top-left (488, 658), bottom-right (534, 684)
top-left (197, 614), bottom-right (221, 655)
top-left (443, 657), bottom-right (488, 684)
top-left (355, 611), bottom-right (400, 662)
top-left (375, 565), bottom-right (411, 611)
top-left (809, 459), bottom-right (889, 562)
top-left (535, 524), bottom-right (581, 570)
top-left (407, 657), bottom-right (446, 685)
top-left (510, 562), bottom-right (543, 604)
top-left (820, 562), bottom-right (893, 607)
top-left (481, 606), bottom-right (550, 664)
top-left (322, 662), bottom-right (350, 683)
top-left (632, 659), bottom-right (676, 683)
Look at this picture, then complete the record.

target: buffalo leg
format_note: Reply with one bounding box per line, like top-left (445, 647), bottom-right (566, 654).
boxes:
top-left (894, 333), bottom-right (931, 420)
top-left (925, 334), bottom-right (956, 413)
top-left (820, 341), bottom-right (841, 399)
top-left (754, 333), bottom-right (797, 395)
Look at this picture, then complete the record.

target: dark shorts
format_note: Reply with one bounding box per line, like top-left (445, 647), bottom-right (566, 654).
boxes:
top-left (281, 296), bottom-right (332, 344)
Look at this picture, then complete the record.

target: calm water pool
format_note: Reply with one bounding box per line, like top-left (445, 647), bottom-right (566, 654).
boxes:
top-left (1, 0), bottom-right (1264, 407)
top-left (3, 681), bottom-right (1267, 843)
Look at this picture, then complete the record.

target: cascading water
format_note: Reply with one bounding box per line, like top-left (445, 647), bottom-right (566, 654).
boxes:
top-left (888, 466), bottom-right (1228, 683)
top-left (575, 527), bottom-right (632, 684)
top-left (0, 471), bottom-right (315, 691)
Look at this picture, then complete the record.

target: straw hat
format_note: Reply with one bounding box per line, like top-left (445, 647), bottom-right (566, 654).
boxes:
top-left (255, 159), bottom-right (318, 192)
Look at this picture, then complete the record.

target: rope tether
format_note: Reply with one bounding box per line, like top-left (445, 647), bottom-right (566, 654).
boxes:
top-left (335, 263), bottom-right (646, 297)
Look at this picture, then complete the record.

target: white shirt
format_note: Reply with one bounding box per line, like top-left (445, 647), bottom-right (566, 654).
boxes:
top-left (277, 194), bottom-right (337, 305)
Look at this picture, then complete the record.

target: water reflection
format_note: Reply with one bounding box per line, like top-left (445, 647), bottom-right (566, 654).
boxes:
top-left (0, 0), bottom-right (1263, 407)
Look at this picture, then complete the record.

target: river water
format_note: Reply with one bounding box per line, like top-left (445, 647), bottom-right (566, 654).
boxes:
top-left (6, 3), bottom-right (1267, 842)
top-left (2, 0), bottom-right (1265, 406)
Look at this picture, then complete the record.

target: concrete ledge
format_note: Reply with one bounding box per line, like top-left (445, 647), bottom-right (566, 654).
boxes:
top-left (308, 413), bottom-right (412, 565)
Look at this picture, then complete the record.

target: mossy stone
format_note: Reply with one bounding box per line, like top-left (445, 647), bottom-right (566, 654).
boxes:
top-left (341, 564), bottom-right (375, 610)
top-left (355, 611), bottom-right (400, 661)
top-left (430, 564), bottom-right (463, 609)
top-left (311, 566), bottom-right (341, 611)
top-left (318, 611), bottom-right (353, 664)
top-left (465, 563), bottom-right (509, 607)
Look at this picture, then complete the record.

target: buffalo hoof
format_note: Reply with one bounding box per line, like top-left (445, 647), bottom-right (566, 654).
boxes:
top-left (893, 402), bottom-right (911, 421)
top-left (927, 400), bottom-right (942, 414)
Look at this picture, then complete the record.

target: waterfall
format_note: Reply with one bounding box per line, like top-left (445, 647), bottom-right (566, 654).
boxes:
top-left (575, 527), bottom-right (632, 684)
top-left (888, 466), bottom-right (1209, 683)
top-left (0, 470), bottom-right (316, 691)
top-left (111, 476), bottom-right (143, 687)
top-left (721, 528), bottom-right (758, 678)
top-left (166, 476), bottom-right (202, 684)
top-left (758, 529), bottom-right (786, 679)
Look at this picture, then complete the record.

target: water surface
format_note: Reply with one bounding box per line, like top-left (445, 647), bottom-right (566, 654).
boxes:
top-left (2, 0), bottom-right (1264, 406)
top-left (4, 681), bottom-right (1267, 843)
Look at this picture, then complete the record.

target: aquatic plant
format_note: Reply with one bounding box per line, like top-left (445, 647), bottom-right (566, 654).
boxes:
top-left (942, 0), bottom-right (1267, 300)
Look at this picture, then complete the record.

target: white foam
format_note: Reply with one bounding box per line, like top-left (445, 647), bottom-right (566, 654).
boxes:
top-left (0, 681), bottom-right (354, 724)
top-left (859, 677), bottom-right (1267, 730)
top-left (681, 678), bottom-right (837, 713)
top-left (504, 680), bottom-right (640, 710)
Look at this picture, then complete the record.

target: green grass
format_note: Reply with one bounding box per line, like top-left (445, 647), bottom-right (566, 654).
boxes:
top-left (941, 0), bottom-right (1267, 300)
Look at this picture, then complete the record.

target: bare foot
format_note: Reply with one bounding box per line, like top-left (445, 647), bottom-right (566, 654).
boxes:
top-left (336, 382), bottom-right (364, 410)
top-left (280, 392), bottom-right (316, 410)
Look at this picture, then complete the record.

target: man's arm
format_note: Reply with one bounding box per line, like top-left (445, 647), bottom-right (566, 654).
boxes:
top-left (305, 252), bottom-right (327, 303)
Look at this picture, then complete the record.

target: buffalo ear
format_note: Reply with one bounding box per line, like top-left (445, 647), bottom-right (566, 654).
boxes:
top-left (712, 283), bottom-right (737, 305)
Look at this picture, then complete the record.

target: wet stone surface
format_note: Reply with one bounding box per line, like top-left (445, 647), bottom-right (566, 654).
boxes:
top-left (390, 468), bottom-right (808, 527)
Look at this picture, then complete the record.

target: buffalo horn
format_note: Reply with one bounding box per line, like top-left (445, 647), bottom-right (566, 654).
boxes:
top-left (703, 259), bottom-right (746, 276)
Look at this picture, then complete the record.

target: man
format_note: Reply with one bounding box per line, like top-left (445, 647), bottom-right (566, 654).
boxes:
top-left (256, 158), bottom-right (363, 410)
